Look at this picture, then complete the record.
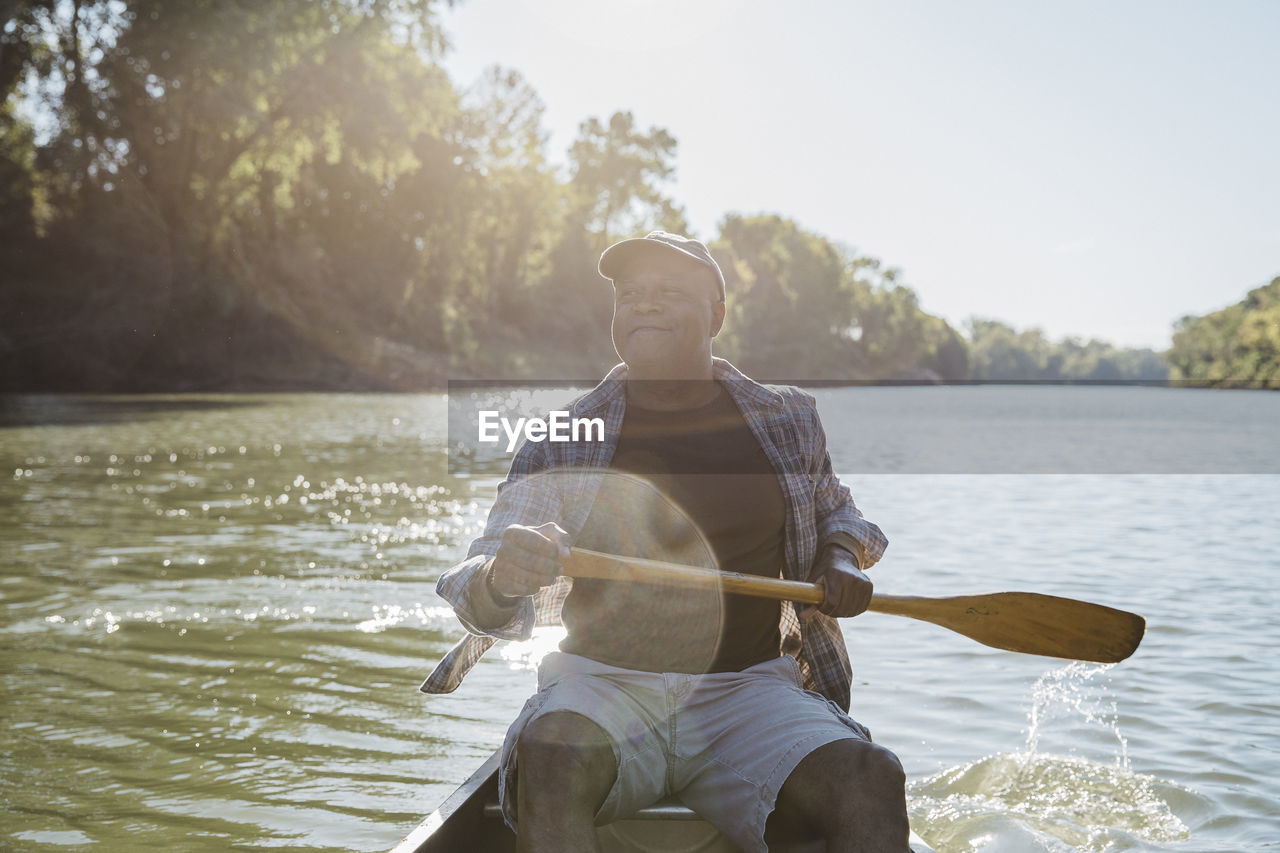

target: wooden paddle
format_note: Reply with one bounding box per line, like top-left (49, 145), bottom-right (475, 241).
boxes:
top-left (563, 548), bottom-right (1145, 664)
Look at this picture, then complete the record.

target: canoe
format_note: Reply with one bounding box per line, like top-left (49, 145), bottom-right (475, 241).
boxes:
top-left (391, 749), bottom-right (936, 852)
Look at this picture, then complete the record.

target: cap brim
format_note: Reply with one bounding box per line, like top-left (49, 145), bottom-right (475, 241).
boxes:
top-left (598, 238), bottom-right (706, 280)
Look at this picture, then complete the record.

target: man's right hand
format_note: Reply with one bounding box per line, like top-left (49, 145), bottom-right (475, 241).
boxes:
top-left (487, 522), bottom-right (570, 600)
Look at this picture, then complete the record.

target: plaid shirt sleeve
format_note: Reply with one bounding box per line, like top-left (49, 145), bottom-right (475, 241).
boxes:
top-left (802, 399), bottom-right (889, 570)
top-left (434, 437), bottom-right (565, 642)
top-left (422, 381), bottom-right (623, 696)
top-left (423, 435), bottom-right (577, 695)
top-left (771, 386), bottom-right (888, 711)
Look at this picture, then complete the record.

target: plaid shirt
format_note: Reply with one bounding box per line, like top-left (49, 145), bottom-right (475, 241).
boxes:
top-left (422, 358), bottom-right (888, 711)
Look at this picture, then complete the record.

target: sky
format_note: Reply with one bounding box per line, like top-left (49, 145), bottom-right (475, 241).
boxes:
top-left (437, 0), bottom-right (1280, 350)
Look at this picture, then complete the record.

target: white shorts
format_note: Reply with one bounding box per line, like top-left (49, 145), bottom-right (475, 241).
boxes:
top-left (499, 652), bottom-right (871, 853)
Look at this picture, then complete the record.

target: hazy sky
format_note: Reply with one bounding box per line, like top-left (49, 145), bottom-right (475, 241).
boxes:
top-left (438, 0), bottom-right (1279, 349)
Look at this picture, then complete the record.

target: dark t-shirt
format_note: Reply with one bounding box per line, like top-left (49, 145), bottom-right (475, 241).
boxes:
top-left (560, 384), bottom-right (787, 672)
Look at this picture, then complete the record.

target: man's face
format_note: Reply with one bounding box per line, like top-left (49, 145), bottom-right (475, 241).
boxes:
top-left (610, 251), bottom-right (725, 377)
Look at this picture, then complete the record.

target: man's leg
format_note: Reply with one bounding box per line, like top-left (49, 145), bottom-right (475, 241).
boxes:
top-left (766, 738), bottom-right (910, 853)
top-left (515, 710), bottom-right (619, 853)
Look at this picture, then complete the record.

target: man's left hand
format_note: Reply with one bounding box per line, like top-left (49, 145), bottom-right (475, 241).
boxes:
top-left (801, 545), bottom-right (873, 620)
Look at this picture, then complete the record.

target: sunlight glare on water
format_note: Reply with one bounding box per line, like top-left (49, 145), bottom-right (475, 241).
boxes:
top-left (498, 626), bottom-right (568, 672)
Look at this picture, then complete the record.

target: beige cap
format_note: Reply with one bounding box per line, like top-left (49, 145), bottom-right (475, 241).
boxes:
top-left (598, 231), bottom-right (726, 301)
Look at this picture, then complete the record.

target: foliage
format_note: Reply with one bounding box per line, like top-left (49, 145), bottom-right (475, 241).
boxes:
top-left (1166, 278), bottom-right (1280, 387)
top-left (0, 0), bottom-right (707, 387)
top-left (531, 109), bottom-right (691, 377)
top-left (566, 111), bottom-right (687, 242)
top-left (966, 319), bottom-right (1169, 381)
top-left (1, 0), bottom-right (1190, 390)
top-left (712, 214), bottom-right (969, 381)
top-left (3, 0), bottom-right (465, 388)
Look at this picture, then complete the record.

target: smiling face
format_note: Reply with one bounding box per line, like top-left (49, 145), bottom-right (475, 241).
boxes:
top-left (610, 250), bottom-right (726, 379)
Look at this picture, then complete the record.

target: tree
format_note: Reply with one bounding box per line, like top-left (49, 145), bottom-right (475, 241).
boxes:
top-left (713, 214), bottom-right (854, 378)
top-left (919, 316), bottom-right (970, 380)
top-left (1167, 277), bottom-right (1280, 387)
top-left (443, 66), bottom-right (561, 371)
top-left (1, 0), bottom-right (468, 389)
top-left (524, 110), bottom-right (691, 377)
top-left (710, 214), bottom-right (961, 381)
top-left (968, 319), bottom-right (1046, 380)
top-left (565, 111), bottom-right (688, 244)
top-left (967, 319), bottom-right (1170, 382)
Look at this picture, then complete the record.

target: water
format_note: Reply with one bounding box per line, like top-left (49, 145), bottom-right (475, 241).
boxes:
top-left (2, 389), bottom-right (1278, 852)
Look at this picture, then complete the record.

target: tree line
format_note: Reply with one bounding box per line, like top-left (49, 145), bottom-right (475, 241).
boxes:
top-left (0, 1), bottom-right (1266, 391)
top-left (1166, 277), bottom-right (1280, 388)
top-left (965, 319), bottom-right (1168, 382)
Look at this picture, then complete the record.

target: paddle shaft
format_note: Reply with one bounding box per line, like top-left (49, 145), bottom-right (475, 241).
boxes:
top-left (566, 548), bottom-right (825, 604)
top-left (564, 548), bottom-right (1145, 663)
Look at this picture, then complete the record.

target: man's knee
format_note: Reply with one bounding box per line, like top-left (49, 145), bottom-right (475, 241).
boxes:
top-left (782, 738), bottom-right (905, 806)
top-left (773, 739), bottom-right (907, 843)
top-left (833, 739), bottom-right (906, 795)
top-left (516, 711), bottom-right (618, 794)
top-left (849, 740), bottom-right (905, 786)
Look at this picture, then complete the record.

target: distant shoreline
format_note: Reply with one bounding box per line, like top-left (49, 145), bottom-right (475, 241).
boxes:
top-left (2, 378), bottom-right (1275, 395)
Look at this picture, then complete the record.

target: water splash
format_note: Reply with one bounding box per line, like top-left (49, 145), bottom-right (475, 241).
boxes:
top-left (911, 664), bottom-right (1190, 851)
top-left (912, 752), bottom-right (1189, 851)
top-left (1025, 662), bottom-right (1127, 769)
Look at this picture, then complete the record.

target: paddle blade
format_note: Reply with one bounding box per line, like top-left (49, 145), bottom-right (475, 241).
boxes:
top-left (869, 592), bottom-right (1146, 663)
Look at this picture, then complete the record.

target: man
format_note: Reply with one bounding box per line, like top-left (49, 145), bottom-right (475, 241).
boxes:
top-left (426, 232), bottom-right (909, 852)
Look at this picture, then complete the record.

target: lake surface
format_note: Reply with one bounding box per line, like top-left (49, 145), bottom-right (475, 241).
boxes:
top-left (2, 387), bottom-right (1278, 852)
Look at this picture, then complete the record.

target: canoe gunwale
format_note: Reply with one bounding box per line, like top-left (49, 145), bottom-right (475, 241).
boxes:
top-left (389, 750), bottom-right (503, 853)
